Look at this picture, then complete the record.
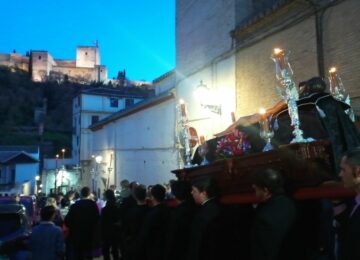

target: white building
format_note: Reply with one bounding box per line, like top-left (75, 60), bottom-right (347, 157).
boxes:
top-left (72, 87), bottom-right (152, 190)
top-left (0, 146), bottom-right (40, 195)
top-left (89, 91), bottom-right (177, 190)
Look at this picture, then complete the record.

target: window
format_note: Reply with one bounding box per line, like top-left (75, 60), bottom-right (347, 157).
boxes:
top-left (125, 98), bottom-right (134, 108)
top-left (91, 115), bottom-right (99, 125)
top-left (110, 98), bottom-right (119, 108)
top-left (38, 56), bottom-right (42, 60)
top-left (85, 52), bottom-right (88, 55)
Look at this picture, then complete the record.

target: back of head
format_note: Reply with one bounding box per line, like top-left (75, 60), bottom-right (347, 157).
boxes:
top-left (299, 76), bottom-right (326, 98)
top-left (41, 205), bottom-right (56, 221)
top-left (104, 189), bottom-right (116, 202)
top-left (150, 184), bottom-right (166, 203)
top-left (80, 186), bottom-right (91, 198)
top-left (192, 177), bottom-right (218, 199)
top-left (46, 197), bottom-right (57, 207)
top-left (253, 168), bottom-right (285, 195)
top-left (133, 185), bottom-right (147, 202)
top-left (171, 180), bottom-right (192, 201)
top-left (120, 179), bottom-right (130, 189)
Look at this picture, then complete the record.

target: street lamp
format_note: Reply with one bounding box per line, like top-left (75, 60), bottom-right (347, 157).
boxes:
top-left (195, 80), bottom-right (222, 115)
top-left (54, 154), bottom-right (59, 194)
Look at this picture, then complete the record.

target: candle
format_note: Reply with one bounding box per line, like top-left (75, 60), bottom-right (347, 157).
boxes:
top-left (259, 108), bottom-right (269, 133)
top-left (329, 67), bottom-right (339, 87)
top-left (273, 48), bottom-right (286, 70)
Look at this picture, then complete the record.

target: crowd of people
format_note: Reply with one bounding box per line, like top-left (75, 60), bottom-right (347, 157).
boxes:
top-left (22, 147), bottom-right (360, 260)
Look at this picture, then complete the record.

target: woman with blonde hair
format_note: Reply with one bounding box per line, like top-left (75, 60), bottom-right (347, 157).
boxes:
top-left (46, 197), bottom-right (64, 228)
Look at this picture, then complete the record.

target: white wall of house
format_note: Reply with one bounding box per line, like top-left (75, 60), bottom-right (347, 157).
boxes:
top-left (92, 97), bottom-right (177, 188)
top-left (16, 163), bottom-right (39, 193)
top-left (72, 92), bottom-right (143, 164)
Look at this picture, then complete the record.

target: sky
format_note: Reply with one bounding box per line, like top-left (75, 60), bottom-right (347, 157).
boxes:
top-left (0, 0), bottom-right (175, 82)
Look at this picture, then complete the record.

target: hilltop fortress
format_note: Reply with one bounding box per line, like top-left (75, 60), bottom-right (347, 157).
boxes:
top-left (0, 45), bottom-right (107, 83)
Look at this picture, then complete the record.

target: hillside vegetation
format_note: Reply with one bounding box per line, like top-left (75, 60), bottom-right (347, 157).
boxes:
top-left (0, 66), bottom-right (85, 156)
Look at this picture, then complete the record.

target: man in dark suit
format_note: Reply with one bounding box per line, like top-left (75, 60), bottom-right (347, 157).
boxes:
top-left (165, 180), bottom-right (196, 260)
top-left (65, 186), bottom-right (100, 260)
top-left (187, 177), bottom-right (222, 260)
top-left (251, 169), bottom-right (297, 260)
top-left (136, 184), bottom-right (169, 260)
top-left (122, 185), bottom-right (149, 260)
top-left (337, 148), bottom-right (360, 260)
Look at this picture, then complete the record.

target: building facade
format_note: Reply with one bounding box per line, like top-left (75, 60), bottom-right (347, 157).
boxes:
top-left (176, 0), bottom-right (360, 123)
top-left (0, 146), bottom-right (39, 195)
top-left (72, 87), bottom-right (153, 190)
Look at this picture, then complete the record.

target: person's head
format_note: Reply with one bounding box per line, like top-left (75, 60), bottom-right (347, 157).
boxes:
top-left (252, 168), bottom-right (284, 202)
top-left (41, 205), bottom-right (56, 222)
top-left (46, 197), bottom-right (57, 208)
top-left (120, 179), bottom-right (130, 190)
top-left (340, 148), bottom-right (360, 192)
top-left (171, 180), bottom-right (192, 202)
top-left (133, 185), bottom-right (147, 203)
top-left (67, 191), bottom-right (75, 200)
top-left (109, 185), bottom-right (116, 191)
top-left (191, 177), bottom-right (218, 205)
top-left (12, 194), bottom-right (20, 204)
top-left (104, 189), bottom-right (116, 202)
top-left (150, 184), bottom-right (166, 204)
top-left (299, 76), bottom-right (326, 98)
top-left (80, 186), bottom-right (91, 199)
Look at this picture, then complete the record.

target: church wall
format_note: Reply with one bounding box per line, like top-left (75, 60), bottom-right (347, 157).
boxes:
top-left (234, 0), bottom-right (360, 117)
top-left (176, 0), bottom-right (236, 78)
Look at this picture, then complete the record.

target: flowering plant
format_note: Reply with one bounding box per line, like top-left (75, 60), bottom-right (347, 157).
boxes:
top-left (216, 129), bottom-right (251, 158)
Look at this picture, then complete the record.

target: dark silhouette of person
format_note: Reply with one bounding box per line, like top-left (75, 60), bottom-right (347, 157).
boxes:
top-left (101, 189), bottom-right (120, 260)
top-left (251, 168), bottom-right (297, 260)
top-left (136, 184), bottom-right (170, 260)
top-left (335, 148), bottom-right (360, 260)
top-left (65, 186), bottom-right (100, 260)
top-left (187, 177), bottom-right (222, 260)
top-left (165, 180), bottom-right (196, 260)
top-left (122, 185), bottom-right (149, 260)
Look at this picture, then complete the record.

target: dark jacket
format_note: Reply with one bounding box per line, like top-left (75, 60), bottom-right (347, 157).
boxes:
top-left (136, 203), bottom-right (170, 260)
top-left (101, 199), bottom-right (119, 242)
top-left (339, 201), bottom-right (360, 260)
top-left (251, 195), bottom-right (297, 260)
top-left (165, 200), bottom-right (196, 260)
top-left (187, 198), bottom-right (221, 260)
top-left (65, 199), bottom-right (100, 250)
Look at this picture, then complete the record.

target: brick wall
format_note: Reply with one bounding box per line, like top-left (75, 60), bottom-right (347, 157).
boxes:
top-left (235, 17), bottom-right (317, 116)
top-left (235, 0), bottom-right (360, 116)
top-left (323, 0), bottom-right (360, 103)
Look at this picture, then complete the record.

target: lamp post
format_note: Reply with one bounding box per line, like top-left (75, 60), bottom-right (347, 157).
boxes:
top-left (54, 154), bottom-right (59, 194)
top-left (93, 155), bottom-right (103, 196)
top-left (195, 80), bottom-right (222, 115)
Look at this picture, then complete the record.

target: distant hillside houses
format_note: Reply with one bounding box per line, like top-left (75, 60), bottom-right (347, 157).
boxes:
top-left (0, 45), bottom-right (107, 84)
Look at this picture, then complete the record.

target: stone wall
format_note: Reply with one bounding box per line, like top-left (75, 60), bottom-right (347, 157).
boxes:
top-left (234, 0), bottom-right (360, 116)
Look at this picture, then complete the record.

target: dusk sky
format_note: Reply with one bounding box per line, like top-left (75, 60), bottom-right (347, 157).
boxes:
top-left (0, 0), bottom-right (175, 82)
